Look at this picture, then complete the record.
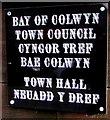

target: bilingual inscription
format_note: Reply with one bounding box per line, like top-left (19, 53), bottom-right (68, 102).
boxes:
top-left (5, 3), bottom-right (107, 113)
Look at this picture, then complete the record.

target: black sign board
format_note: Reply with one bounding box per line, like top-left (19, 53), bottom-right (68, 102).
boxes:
top-left (5, 3), bottom-right (107, 114)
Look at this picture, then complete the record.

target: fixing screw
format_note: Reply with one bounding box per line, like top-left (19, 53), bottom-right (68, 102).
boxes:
top-left (100, 7), bottom-right (105, 11)
top-left (7, 11), bottom-right (12, 16)
top-left (10, 100), bottom-right (15, 105)
top-left (99, 107), bottom-right (104, 112)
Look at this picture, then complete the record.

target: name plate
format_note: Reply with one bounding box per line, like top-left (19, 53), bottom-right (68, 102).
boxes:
top-left (5, 3), bottom-right (107, 114)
